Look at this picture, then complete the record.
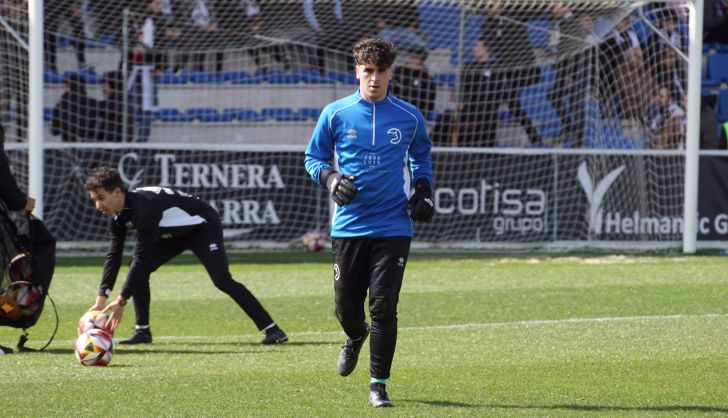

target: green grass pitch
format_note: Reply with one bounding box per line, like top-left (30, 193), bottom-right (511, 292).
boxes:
top-left (2, 252), bottom-right (727, 417)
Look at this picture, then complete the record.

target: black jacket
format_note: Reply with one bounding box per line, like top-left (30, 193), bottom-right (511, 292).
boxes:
top-left (459, 61), bottom-right (502, 146)
top-left (97, 96), bottom-right (134, 142)
top-left (392, 66), bottom-right (436, 120)
top-left (0, 126), bottom-right (27, 210)
top-left (101, 188), bottom-right (219, 299)
top-left (50, 92), bottom-right (99, 142)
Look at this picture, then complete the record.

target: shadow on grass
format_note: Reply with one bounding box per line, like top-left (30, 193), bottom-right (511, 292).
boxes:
top-left (487, 404), bottom-right (728, 414)
top-left (404, 399), bottom-right (481, 408)
top-left (15, 347), bottom-right (75, 355)
top-left (158, 340), bottom-right (331, 347)
top-left (403, 401), bottom-right (728, 414)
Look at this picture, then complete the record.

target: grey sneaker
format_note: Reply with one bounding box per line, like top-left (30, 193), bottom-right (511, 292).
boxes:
top-left (369, 383), bottom-right (393, 408)
top-left (337, 323), bottom-right (369, 376)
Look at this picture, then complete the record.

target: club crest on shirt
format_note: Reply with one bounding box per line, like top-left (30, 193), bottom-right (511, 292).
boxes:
top-left (347, 129), bottom-right (357, 140)
top-left (388, 128), bottom-right (402, 144)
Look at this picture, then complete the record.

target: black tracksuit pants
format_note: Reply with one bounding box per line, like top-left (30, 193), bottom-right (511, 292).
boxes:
top-left (332, 236), bottom-right (411, 380)
top-left (130, 219), bottom-right (274, 331)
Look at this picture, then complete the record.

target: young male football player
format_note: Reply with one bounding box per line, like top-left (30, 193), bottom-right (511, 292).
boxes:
top-left (84, 166), bottom-right (287, 345)
top-left (304, 38), bottom-right (434, 407)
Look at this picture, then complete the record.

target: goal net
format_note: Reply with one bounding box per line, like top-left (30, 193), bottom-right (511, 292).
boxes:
top-left (0, 0), bottom-right (701, 251)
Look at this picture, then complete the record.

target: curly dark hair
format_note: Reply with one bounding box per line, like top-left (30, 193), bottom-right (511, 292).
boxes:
top-left (352, 38), bottom-right (397, 69)
top-left (84, 166), bottom-right (124, 192)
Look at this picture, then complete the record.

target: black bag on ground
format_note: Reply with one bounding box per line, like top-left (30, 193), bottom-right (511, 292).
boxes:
top-left (0, 201), bottom-right (56, 337)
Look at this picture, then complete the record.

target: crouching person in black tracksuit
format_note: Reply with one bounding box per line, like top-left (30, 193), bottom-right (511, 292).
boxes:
top-left (83, 166), bottom-right (287, 345)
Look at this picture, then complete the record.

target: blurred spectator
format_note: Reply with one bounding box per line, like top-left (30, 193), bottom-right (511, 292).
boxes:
top-left (306, 0), bottom-right (366, 73)
top-left (97, 71), bottom-right (134, 142)
top-left (700, 95), bottom-right (720, 149)
top-left (548, 9), bottom-right (602, 146)
top-left (391, 47), bottom-right (435, 120)
top-left (431, 106), bottom-right (462, 147)
top-left (128, 0), bottom-right (163, 142)
top-left (647, 85), bottom-right (685, 149)
top-left (0, 124), bottom-right (34, 213)
top-left (174, 0), bottom-right (223, 72)
top-left (644, 8), bottom-right (687, 75)
top-left (704, 0), bottom-right (728, 43)
top-left (458, 37), bottom-right (500, 147)
top-left (599, 17), bottom-right (640, 118)
top-left (615, 47), bottom-right (655, 120)
top-left (44, 0), bottom-right (90, 72)
top-left (50, 73), bottom-right (99, 142)
top-left (374, 1), bottom-right (426, 54)
top-left (255, 1), bottom-right (319, 72)
top-left (480, 1), bottom-right (543, 144)
top-left (215, 0), bottom-right (270, 72)
top-left (653, 48), bottom-right (686, 104)
top-left (0, 0), bottom-right (27, 142)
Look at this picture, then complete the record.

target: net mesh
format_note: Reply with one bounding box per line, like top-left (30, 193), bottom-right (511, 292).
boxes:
top-left (0, 0), bottom-right (696, 250)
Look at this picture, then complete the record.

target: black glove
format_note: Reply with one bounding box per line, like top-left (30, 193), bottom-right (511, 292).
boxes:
top-left (408, 179), bottom-right (435, 222)
top-left (325, 171), bottom-right (358, 206)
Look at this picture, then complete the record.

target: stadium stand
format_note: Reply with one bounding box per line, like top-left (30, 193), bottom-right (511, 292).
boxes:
top-left (25, 2), bottom-right (728, 148)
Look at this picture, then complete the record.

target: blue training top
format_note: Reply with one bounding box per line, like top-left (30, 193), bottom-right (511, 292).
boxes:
top-left (304, 89), bottom-right (433, 238)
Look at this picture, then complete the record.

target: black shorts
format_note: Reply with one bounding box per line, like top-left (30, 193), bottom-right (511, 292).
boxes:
top-left (331, 236), bottom-right (411, 325)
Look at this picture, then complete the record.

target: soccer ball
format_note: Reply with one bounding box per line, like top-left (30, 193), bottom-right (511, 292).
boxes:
top-left (301, 230), bottom-right (327, 252)
top-left (8, 252), bottom-right (33, 282)
top-left (74, 329), bottom-right (114, 366)
top-left (5, 281), bottom-right (42, 317)
top-left (77, 310), bottom-right (113, 336)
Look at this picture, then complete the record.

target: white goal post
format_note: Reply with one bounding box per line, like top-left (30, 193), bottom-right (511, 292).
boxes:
top-left (3, 0), bottom-right (717, 252)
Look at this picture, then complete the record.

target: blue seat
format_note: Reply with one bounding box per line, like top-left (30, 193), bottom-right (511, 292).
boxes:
top-left (718, 89), bottom-right (728, 122)
top-left (327, 71), bottom-right (356, 85)
top-left (261, 108), bottom-right (307, 121)
top-left (264, 71), bottom-right (302, 84)
top-left (434, 73), bottom-right (456, 86)
top-left (295, 70), bottom-right (333, 84)
top-left (707, 54), bottom-right (728, 82)
top-left (63, 70), bottom-right (100, 84)
top-left (158, 70), bottom-right (190, 84)
top-left (720, 89), bottom-right (728, 111)
top-left (57, 35), bottom-right (74, 48)
top-left (520, 82), bottom-right (561, 139)
top-left (230, 71), bottom-right (264, 84)
top-left (497, 108), bottom-right (513, 121)
top-left (188, 71), bottom-right (222, 84)
top-left (298, 107), bottom-right (321, 120)
top-left (229, 108), bottom-right (265, 122)
top-left (97, 34), bottom-right (117, 46)
top-left (43, 107), bottom-right (53, 122)
top-left (85, 38), bottom-right (109, 49)
top-left (584, 119), bottom-right (642, 149)
top-left (419, 1), bottom-right (460, 50)
top-left (631, 20), bottom-right (652, 44)
top-left (221, 70), bottom-right (250, 83)
top-left (44, 69), bottom-right (63, 84)
top-left (526, 19), bottom-right (551, 50)
top-left (186, 108), bottom-right (223, 122)
top-left (157, 108), bottom-right (193, 122)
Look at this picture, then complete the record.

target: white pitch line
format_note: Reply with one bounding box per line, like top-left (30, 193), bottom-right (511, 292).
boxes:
top-left (57, 313), bottom-right (728, 345)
